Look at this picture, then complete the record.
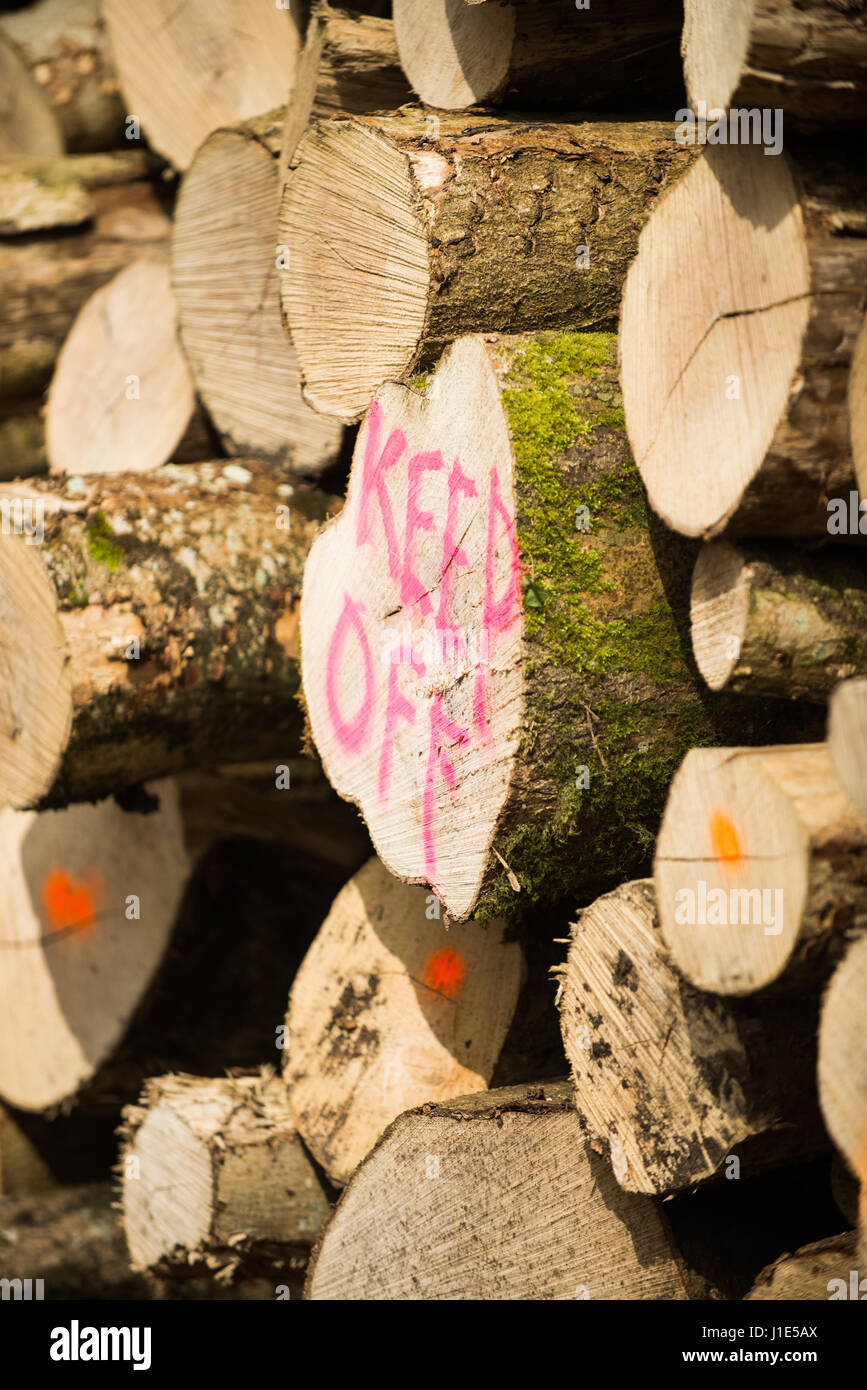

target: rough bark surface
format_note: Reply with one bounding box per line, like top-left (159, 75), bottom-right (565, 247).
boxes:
top-left (0, 462), bottom-right (336, 807)
top-left (280, 111), bottom-right (700, 420)
top-left (691, 539), bottom-right (867, 700)
top-left (683, 0), bottom-right (867, 127)
top-left (745, 1231), bottom-right (859, 1300)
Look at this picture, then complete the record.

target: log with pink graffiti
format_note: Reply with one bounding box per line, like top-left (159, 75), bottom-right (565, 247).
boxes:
top-left (302, 343), bottom-right (525, 920)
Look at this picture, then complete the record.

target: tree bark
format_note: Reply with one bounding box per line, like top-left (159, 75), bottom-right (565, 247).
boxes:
top-left (0, 0), bottom-right (125, 152)
top-left (0, 151), bottom-right (169, 401)
top-left (102, 0), bottom-right (302, 171)
top-left (299, 329), bottom-right (822, 922)
top-left (305, 1079), bottom-right (721, 1299)
top-left (620, 138), bottom-right (867, 538)
top-left (745, 1231), bottom-right (860, 1300)
top-left (818, 934), bottom-right (867, 1209)
top-left (654, 743), bottom-right (867, 996)
top-left (0, 461), bottom-right (335, 809)
top-left (0, 32), bottom-right (63, 156)
top-left (0, 782), bottom-right (360, 1114)
top-left (172, 110), bottom-right (344, 476)
top-left (393, 0), bottom-right (684, 112)
top-left (557, 879), bottom-right (825, 1195)
top-left (279, 112), bottom-right (699, 421)
top-left (0, 1184), bottom-right (151, 1298)
top-left (284, 1), bottom-right (409, 166)
top-left (691, 539), bottom-right (867, 700)
top-left (120, 1071), bottom-right (331, 1286)
top-left (0, 401), bottom-right (48, 479)
top-left (683, 0), bottom-right (867, 129)
top-left (828, 677), bottom-right (867, 820)
top-left (45, 255), bottom-right (212, 477)
top-left (284, 855), bottom-right (524, 1185)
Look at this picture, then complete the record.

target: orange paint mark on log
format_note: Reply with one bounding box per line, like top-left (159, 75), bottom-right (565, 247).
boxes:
top-left (43, 868), bottom-right (100, 934)
top-left (710, 809), bottom-right (742, 865)
top-left (857, 1121), bottom-right (867, 1223)
top-left (424, 947), bottom-right (465, 998)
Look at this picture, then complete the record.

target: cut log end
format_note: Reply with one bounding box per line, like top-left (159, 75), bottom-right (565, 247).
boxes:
top-left (393, 0), bottom-right (515, 109)
top-left (690, 540), bottom-right (751, 691)
top-left (828, 677), bottom-right (867, 820)
top-left (122, 1072), bottom-right (330, 1276)
top-left (691, 540), bottom-right (867, 701)
top-left (818, 933), bottom-right (867, 1192)
top-left (620, 141), bottom-right (861, 538)
top-left (0, 782), bottom-right (190, 1112)
top-left (285, 856), bottom-right (524, 1184)
top-left (305, 1080), bottom-right (708, 1300)
top-left (683, 0), bottom-right (867, 126)
top-left (299, 335), bottom-right (524, 919)
top-left (654, 744), bottom-right (865, 995)
top-left (0, 538), bottom-right (73, 809)
top-left (102, 0), bottom-right (300, 170)
top-left (46, 257), bottom-right (196, 477)
top-left (682, 0), bottom-right (758, 117)
top-left (558, 878), bottom-right (820, 1194)
top-left (173, 125), bottom-right (342, 472)
top-left (280, 116), bottom-right (428, 422)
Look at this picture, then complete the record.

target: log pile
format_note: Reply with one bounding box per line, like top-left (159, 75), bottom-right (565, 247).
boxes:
top-left (1, 0), bottom-right (865, 1308)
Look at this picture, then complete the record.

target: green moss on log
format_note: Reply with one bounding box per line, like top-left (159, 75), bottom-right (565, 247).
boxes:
top-left (474, 331), bottom-right (821, 920)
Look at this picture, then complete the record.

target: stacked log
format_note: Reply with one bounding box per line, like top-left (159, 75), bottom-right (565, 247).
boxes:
top-left (283, 856), bottom-right (524, 1184)
top-left (297, 328), bottom-right (819, 922)
top-left (0, 462), bottom-right (332, 808)
top-left (0, 150), bottom-right (167, 402)
top-left (392, 0), bottom-right (685, 113)
top-left (278, 115), bottom-right (699, 421)
top-left (682, 0), bottom-right (867, 129)
top-left (690, 541), bottom-right (867, 700)
top-left (556, 880), bottom-right (823, 1195)
top-left (0, 777), bottom-right (362, 1116)
top-left (101, 0), bottom-right (302, 171)
top-left (45, 256), bottom-right (212, 476)
top-left (305, 1081), bottom-right (718, 1300)
top-left (171, 110), bottom-right (343, 474)
top-left (0, 0), bottom-right (124, 153)
top-left (120, 1071), bottom-right (330, 1288)
top-left (653, 743), bottom-right (867, 996)
top-left (3, 0), bottom-right (867, 1314)
top-left (619, 139), bottom-right (867, 539)
top-left (829, 678), bottom-right (867, 820)
top-left (818, 933), bottom-right (867, 1259)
